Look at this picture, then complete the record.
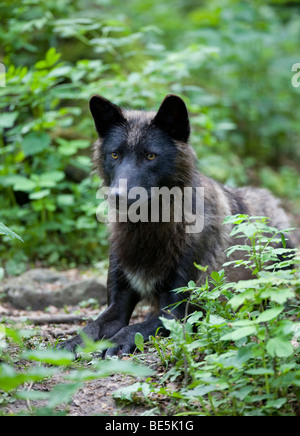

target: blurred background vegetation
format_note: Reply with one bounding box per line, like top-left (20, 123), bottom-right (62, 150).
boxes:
top-left (0, 0), bottom-right (299, 276)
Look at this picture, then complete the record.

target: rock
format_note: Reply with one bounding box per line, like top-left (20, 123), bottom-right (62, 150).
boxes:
top-left (24, 269), bottom-right (69, 284)
top-left (51, 278), bottom-right (107, 307)
top-left (1, 268), bottom-right (107, 310)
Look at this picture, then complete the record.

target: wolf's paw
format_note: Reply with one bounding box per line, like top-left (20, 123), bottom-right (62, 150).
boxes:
top-left (55, 335), bottom-right (83, 355)
top-left (103, 327), bottom-right (137, 358)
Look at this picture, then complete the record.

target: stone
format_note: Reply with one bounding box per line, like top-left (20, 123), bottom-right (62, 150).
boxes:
top-left (0, 268), bottom-right (107, 310)
top-left (51, 278), bottom-right (107, 307)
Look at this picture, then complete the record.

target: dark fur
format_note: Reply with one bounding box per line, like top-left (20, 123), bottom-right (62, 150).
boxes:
top-left (58, 95), bottom-right (294, 356)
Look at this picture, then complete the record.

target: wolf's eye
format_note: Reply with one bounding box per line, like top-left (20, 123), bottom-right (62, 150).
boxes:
top-left (146, 153), bottom-right (156, 161)
top-left (111, 152), bottom-right (118, 160)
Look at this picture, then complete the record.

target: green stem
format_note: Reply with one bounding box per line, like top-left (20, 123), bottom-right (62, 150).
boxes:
top-left (232, 396), bottom-right (238, 416)
top-left (208, 393), bottom-right (217, 415)
top-left (262, 326), bottom-right (270, 395)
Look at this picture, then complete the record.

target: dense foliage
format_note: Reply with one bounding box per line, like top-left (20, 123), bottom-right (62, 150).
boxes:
top-left (0, 0), bottom-right (299, 417)
top-left (125, 216), bottom-right (300, 415)
top-left (0, 218), bottom-right (299, 415)
top-left (0, 0), bottom-right (300, 272)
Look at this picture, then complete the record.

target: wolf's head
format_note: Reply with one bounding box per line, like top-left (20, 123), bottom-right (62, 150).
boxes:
top-left (90, 95), bottom-right (196, 207)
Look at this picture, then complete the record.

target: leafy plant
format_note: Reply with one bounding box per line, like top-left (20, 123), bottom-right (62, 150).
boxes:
top-left (0, 223), bottom-right (23, 242)
top-left (0, 0), bottom-right (299, 417)
top-left (0, 223), bottom-right (23, 280)
top-left (1, 0), bottom-right (299, 272)
top-left (0, 327), bottom-right (152, 415)
top-left (116, 216), bottom-right (300, 416)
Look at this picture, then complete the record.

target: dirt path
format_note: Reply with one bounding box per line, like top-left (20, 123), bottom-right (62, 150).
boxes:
top-left (0, 300), bottom-right (158, 416)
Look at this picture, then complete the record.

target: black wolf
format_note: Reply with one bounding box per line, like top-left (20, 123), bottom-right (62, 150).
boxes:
top-left (59, 94), bottom-right (293, 356)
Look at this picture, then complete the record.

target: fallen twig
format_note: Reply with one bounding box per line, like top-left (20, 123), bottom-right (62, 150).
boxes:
top-left (1, 314), bottom-right (91, 325)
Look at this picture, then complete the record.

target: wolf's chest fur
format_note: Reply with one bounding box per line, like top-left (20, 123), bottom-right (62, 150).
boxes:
top-left (124, 271), bottom-right (158, 298)
top-left (110, 220), bottom-right (188, 297)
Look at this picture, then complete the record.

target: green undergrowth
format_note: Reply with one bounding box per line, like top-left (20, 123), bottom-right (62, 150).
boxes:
top-left (1, 0), bottom-right (300, 273)
top-left (0, 216), bottom-right (299, 415)
top-left (118, 215), bottom-right (300, 416)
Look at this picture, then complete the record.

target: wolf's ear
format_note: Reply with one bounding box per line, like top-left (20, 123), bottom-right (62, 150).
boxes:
top-left (89, 95), bottom-right (125, 137)
top-left (152, 94), bottom-right (190, 142)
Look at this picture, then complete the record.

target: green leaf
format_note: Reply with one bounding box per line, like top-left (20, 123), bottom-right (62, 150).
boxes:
top-left (0, 364), bottom-right (26, 391)
top-left (220, 326), bottom-right (256, 341)
top-left (22, 132), bottom-right (51, 156)
top-left (1, 175), bottom-right (36, 192)
top-left (35, 60), bottom-right (48, 69)
top-left (135, 332), bottom-right (144, 352)
top-left (45, 47), bottom-right (61, 66)
top-left (29, 189), bottom-right (51, 200)
top-left (93, 360), bottom-right (153, 378)
top-left (280, 233), bottom-right (287, 249)
top-left (0, 326), bottom-right (21, 344)
top-left (223, 214), bottom-right (248, 225)
top-left (22, 349), bottom-right (74, 366)
top-left (188, 379), bottom-right (229, 398)
top-left (0, 364), bottom-right (57, 391)
top-left (113, 382), bottom-right (143, 401)
top-left (44, 171), bottom-right (66, 182)
top-left (266, 336), bottom-right (294, 358)
top-left (57, 194), bottom-right (75, 206)
top-left (228, 290), bottom-right (255, 311)
top-left (0, 222), bottom-right (23, 241)
top-left (255, 307), bottom-right (284, 323)
top-left (47, 382), bottom-right (81, 408)
top-left (266, 398), bottom-right (287, 409)
top-left (242, 223), bottom-right (257, 238)
top-left (226, 244), bottom-right (251, 257)
top-left (35, 48), bottom-right (61, 69)
top-left (231, 386), bottom-right (253, 400)
top-left (57, 138), bottom-right (90, 156)
top-left (208, 314), bottom-right (227, 326)
top-left (260, 288), bottom-right (295, 305)
top-left (210, 270), bottom-right (226, 283)
top-left (76, 216), bottom-right (97, 229)
top-left (48, 65), bottom-right (72, 78)
top-left (39, 171), bottom-right (65, 188)
top-left (15, 390), bottom-right (50, 402)
top-left (0, 112), bottom-right (18, 129)
top-left (246, 368), bottom-right (275, 375)
top-left (0, 175), bottom-right (35, 192)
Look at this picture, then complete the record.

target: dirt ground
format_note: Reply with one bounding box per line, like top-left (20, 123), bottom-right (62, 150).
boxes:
top-left (0, 300), bottom-right (161, 416)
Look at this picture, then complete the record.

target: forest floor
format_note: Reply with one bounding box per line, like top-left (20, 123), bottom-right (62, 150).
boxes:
top-left (0, 297), bottom-right (162, 416)
top-left (1, 214), bottom-right (300, 416)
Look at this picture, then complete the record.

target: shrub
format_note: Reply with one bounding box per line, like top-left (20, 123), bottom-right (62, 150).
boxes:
top-left (117, 216), bottom-right (300, 416)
